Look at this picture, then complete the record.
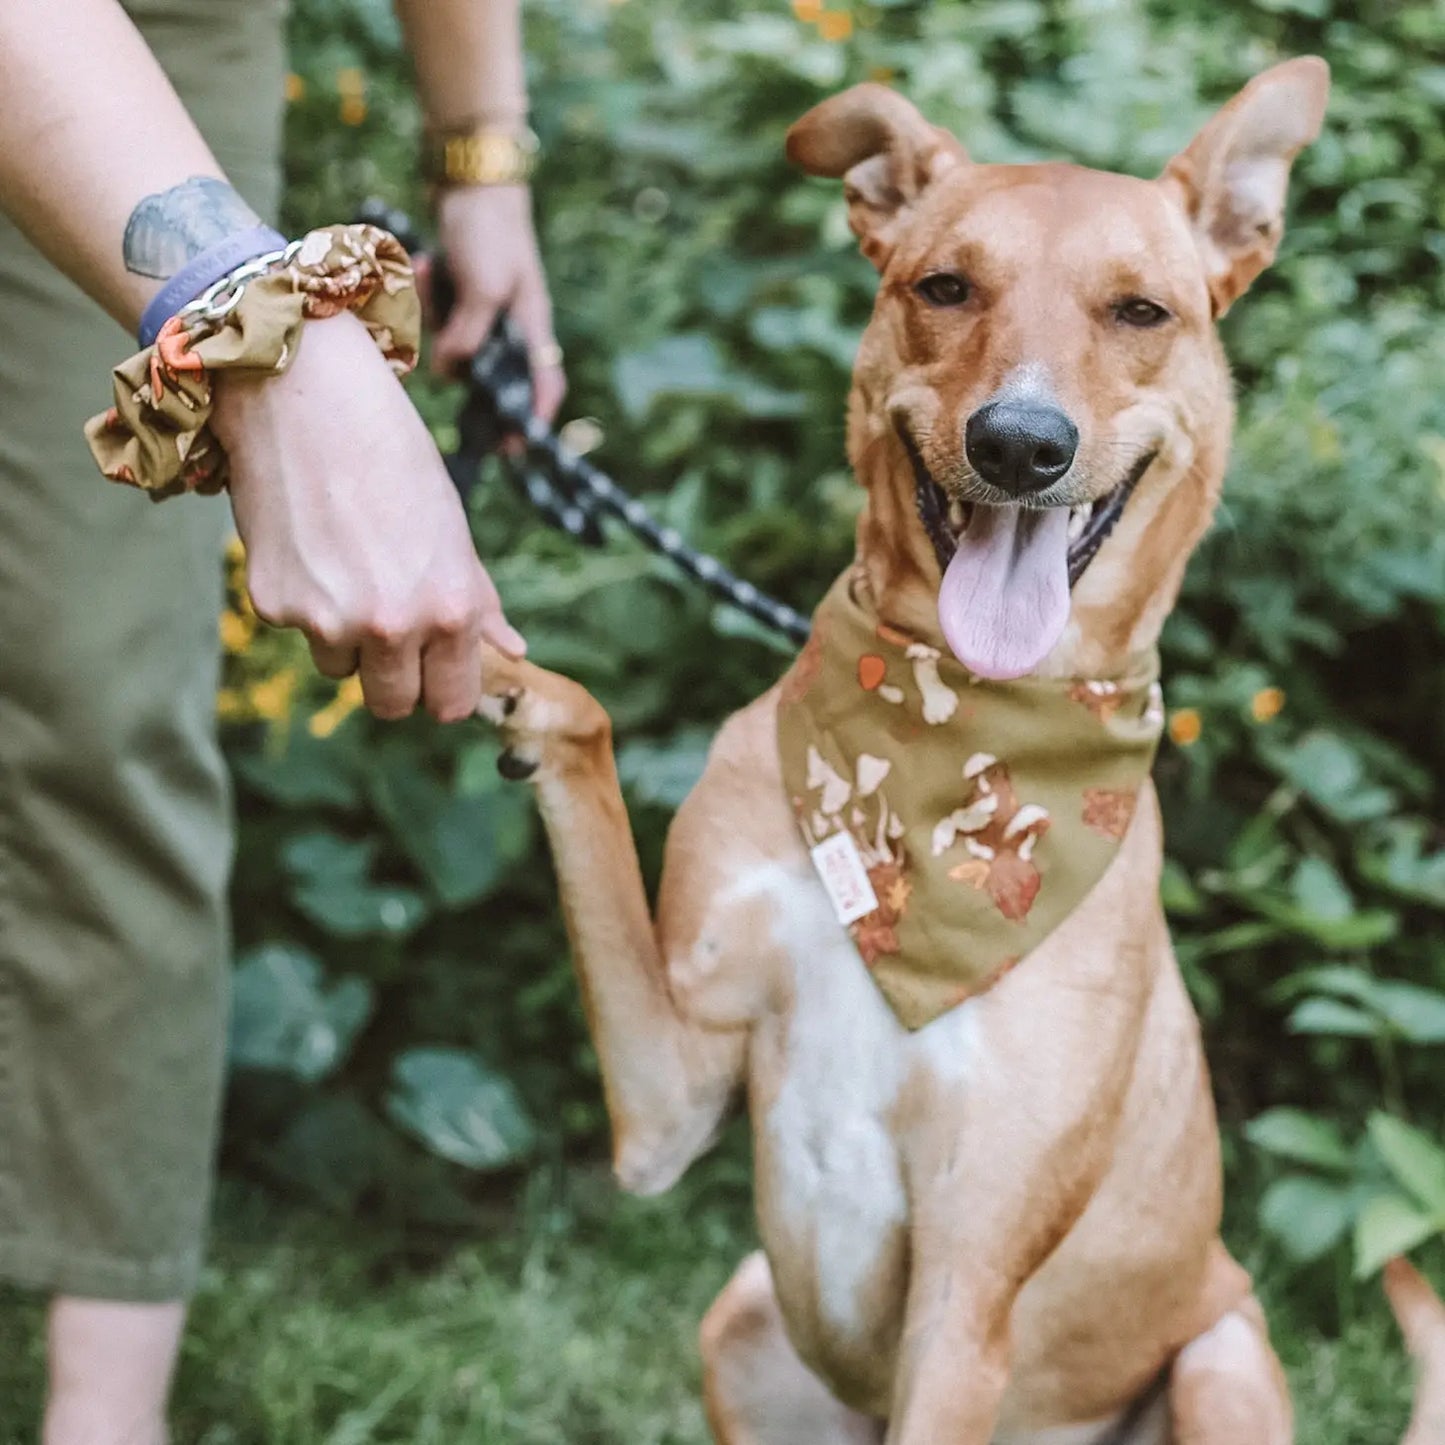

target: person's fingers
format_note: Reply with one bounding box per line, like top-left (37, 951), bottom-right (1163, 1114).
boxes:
top-left (420, 628), bottom-right (484, 722)
top-left (358, 632), bottom-right (424, 719)
top-left (533, 363), bottom-right (566, 425)
top-left (513, 269), bottom-right (566, 423)
top-left (309, 637), bottom-right (360, 679)
top-left (431, 295), bottom-right (500, 376)
top-left (481, 613), bottom-right (527, 659)
top-left (475, 567), bottom-right (526, 658)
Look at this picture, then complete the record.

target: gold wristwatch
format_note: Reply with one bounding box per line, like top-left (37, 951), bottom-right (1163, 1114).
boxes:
top-left (423, 124), bottom-right (541, 187)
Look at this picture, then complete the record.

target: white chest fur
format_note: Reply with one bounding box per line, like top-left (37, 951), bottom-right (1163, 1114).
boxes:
top-left (752, 866), bottom-right (981, 1348)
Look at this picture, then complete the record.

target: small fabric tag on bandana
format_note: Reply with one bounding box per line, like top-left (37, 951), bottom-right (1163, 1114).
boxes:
top-left (810, 830), bottom-right (881, 925)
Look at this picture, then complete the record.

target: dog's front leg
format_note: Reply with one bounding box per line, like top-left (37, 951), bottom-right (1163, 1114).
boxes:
top-left (480, 651), bottom-right (746, 1195)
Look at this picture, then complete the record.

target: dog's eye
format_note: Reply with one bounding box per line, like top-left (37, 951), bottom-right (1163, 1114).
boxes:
top-left (1114, 297), bottom-right (1172, 328)
top-left (914, 273), bottom-right (971, 308)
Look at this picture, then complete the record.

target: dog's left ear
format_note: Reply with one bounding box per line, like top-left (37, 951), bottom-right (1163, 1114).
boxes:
top-left (787, 84), bottom-right (966, 270)
top-left (1161, 57), bottom-right (1329, 316)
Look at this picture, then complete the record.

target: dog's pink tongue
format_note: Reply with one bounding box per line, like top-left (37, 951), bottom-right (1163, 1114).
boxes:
top-left (938, 505), bottom-right (1071, 680)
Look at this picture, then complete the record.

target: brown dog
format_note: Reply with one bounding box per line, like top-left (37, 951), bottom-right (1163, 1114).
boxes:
top-left (478, 58), bottom-right (1442, 1443)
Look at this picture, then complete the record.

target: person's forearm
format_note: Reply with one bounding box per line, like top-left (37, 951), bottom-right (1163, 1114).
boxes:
top-left (0, 0), bottom-right (257, 331)
top-left (394, 0), bottom-right (528, 129)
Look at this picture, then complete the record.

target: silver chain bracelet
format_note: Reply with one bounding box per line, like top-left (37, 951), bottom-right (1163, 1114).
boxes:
top-left (174, 237), bottom-right (306, 334)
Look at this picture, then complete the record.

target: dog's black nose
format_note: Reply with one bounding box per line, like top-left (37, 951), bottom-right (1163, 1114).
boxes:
top-left (964, 402), bottom-right (1079, 495)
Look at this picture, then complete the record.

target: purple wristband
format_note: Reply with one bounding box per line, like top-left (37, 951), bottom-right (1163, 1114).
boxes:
top-left (137, 223), bottom-right (287, 347)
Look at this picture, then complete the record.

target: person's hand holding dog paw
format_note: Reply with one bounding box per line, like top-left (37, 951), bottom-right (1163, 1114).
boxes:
top-left (216, 310), bottom-right (525, 723)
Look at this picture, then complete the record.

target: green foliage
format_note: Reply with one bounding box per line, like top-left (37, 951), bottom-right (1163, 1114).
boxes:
top-left (0, 1173), bottom-right (1419, 1443)
top-left (242, 0), bottom-right (1445, 1309)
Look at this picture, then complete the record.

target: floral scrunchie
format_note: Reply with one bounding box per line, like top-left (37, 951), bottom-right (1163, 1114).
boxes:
top-left (86, 223), bottom-right (421, 501)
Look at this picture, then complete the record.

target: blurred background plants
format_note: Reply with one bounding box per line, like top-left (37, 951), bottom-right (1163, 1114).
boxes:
top-left (223, 0), bottom-right (1444, 1364)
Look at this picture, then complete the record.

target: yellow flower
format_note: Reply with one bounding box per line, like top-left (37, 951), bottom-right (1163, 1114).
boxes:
top-left (869, 65), bottom-right (898, 84)
top-left (1251, 687), bottom-right (1286, 723)
top-left (219, 609), bottom-right (254, 654)
top-left (817, 10), bottom-right (854, 40)
top-left (285, 72), bottom-right (306, 104)
top-left (309, 675), bottom-right (366, 739)
top-left (1168, 708), bottom-right (1202, 746)
top-left (216, 686), bottom-right (247, 722)
top-left (792, 0), bottom-right (823, 19)
top-left (247, 669), bottom-right (298, 724)
top-left (340, 96), bottom-right (368, 127)
top-left (336, 67), bottom-right (366, 98)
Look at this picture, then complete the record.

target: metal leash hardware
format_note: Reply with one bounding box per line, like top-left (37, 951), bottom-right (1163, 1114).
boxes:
top-left (355, 200), bottom-right (812, 647)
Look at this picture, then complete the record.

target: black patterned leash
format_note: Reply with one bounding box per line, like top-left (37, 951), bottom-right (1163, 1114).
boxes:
top-left (358, 201), bottom-right (811, 647)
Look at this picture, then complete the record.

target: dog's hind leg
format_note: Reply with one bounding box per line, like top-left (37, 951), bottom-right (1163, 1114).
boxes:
top-left (702, 1253), bottom-right (883, 1445)
top-left (1167, 1298), bottom-right (1292, 1445)
top-left (478, 650), bottom-right (748, 1195)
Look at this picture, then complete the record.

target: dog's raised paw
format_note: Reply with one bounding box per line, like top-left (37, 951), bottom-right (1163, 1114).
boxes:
top-left (476, 653), bottom-right (612, 780)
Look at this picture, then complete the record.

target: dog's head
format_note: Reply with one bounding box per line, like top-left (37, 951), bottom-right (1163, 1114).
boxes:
top-left (788, 59), bottom-right (1328, 679)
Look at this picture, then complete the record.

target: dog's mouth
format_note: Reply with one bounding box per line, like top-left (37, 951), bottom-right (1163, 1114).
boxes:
top-left (904, 435), bottom-right (1156, 680)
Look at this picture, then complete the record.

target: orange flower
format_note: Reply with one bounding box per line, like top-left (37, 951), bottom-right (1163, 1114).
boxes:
top-left (817, 10), bottom-right (854, 40)
top-left (1169, 708), bottom-right (1202, 746)
top-left (1251, 687), bottom-right (1285, 723)
top-left (340, 96), bottom-right (368, 127)
top-left (792, 0), bottom-right (823, 19)
top-left (285, 72), bottom-right (306, 104)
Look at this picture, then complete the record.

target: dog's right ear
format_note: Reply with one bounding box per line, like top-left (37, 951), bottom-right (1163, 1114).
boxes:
top-left (787, 84), bottom-right (966, 270)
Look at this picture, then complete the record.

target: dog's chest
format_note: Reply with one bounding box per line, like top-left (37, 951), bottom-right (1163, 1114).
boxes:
top-left (749, 874), bottom-right (980, 1395)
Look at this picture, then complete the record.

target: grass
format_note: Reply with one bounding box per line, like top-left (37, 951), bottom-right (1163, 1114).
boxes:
top-left (0, 1145), bottom-right (1422, 1444)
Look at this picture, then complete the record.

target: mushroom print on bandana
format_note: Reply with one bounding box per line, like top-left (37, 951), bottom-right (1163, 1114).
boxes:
top-left (777, 567), bottom-right (1165, 1031)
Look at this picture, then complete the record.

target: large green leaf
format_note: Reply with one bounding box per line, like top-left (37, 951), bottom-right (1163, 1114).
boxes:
top-left (1245, 1109), bottom-right (1354, 1174)
top-left (1259, 1176), bottom-right (1356, 1263)
top-left (616, 726), bottom-right (714, 809)
top-left (1367, 1114), bottom-right (1445, 1215)
top-left (371, 758), bottom-right (531, 909)
top-left (229, 944), bottom-right (373, 1083)
top-left (1359, 820), bottom-right (1445, 909)
top-left (280, 827), bottom-right (430, 939)
top-left (1265, 731), bottom-right (1397, 825)
top-left (291, 876), bottom-right (429, 939)
top-left (1354, 1193), bottom-right (1443, 1280)
top-left (386, 1048), bottom-right (537, 1172)
top-left (1287, 998), bottom-right (1380, 1039)
top-left (234, 730), bottom-right (362, 809)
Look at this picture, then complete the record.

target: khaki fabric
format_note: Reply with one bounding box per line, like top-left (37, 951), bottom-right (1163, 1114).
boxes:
top-left (777, 568), bottom-right (1164, 1031)
top-left (0, 0), bottom-right (285, 1300)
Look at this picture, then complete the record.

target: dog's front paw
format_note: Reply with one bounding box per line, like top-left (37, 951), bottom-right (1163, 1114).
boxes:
top-left (477, 650), bottom-right (611, 782)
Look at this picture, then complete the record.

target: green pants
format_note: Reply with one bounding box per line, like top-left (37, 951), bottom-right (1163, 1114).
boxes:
top-left (0, 0), bottom-right (285, 1301)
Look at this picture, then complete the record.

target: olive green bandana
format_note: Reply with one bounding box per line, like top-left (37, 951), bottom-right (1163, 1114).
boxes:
top-left (776, 568), bottom-right (1165, 1031)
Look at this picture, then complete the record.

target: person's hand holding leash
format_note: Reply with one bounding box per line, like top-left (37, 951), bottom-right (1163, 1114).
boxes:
top-left (431, 184), bottom-right (566, 421)
top-left (216, 310), bottom-right (525, 722)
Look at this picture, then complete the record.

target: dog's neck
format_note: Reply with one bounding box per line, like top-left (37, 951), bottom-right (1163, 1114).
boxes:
top-left (847, 417), bottom-right (1229, 684)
